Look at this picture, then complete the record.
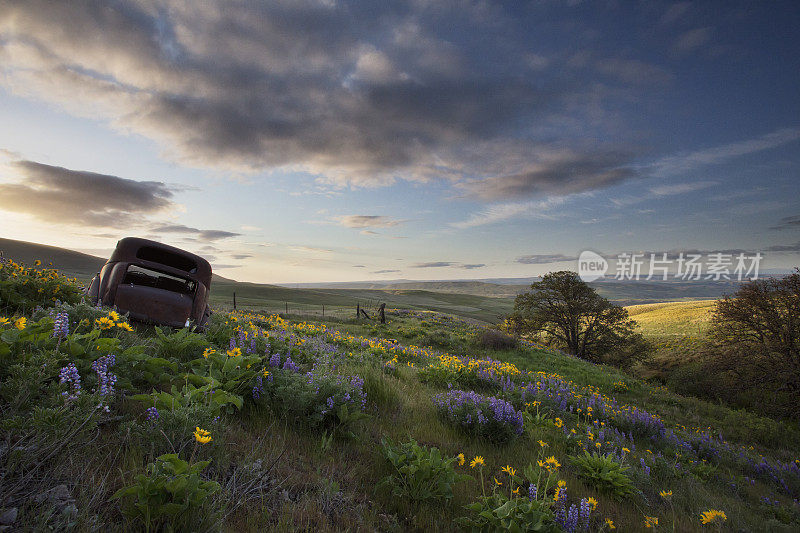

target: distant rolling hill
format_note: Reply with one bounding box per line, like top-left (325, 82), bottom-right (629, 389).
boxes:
top-left (0, 238), bottom-right (513, 322)
top-left (0, 237), bottom-right (105, 279)
top-left (1, 238), bottom-right (754, 323)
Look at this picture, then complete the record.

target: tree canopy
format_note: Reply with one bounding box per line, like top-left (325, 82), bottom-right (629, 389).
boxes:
top-left (509, 271), bottom-right (644, 364)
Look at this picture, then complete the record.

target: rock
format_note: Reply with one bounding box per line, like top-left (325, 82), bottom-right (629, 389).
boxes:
top-left (33, 484), bottom-right (75, 511)
top-left (0, 508), bottom-right (18, 526)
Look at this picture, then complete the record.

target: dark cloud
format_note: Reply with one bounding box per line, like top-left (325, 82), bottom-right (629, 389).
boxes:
top-left (460, 150), bottom-right (636, 201)
top-left (764, 242), bottom-right (800, 253)
top-left (150, 224), bottom-right (240, 241)
top-left (353, 264), bottom-right (366, 268)
top-left (0, 0), bottom-right (639, 195)
top-left (337, 215), bottom-right (405, 228)
top-left (461, 264), bottom-right (486, 269)
top-left (770, 215), bottom-right (800, 230)
top-left (517, 254), bottom-right (577, 265)
top-left (0, 160), bottom-right (174, 226)
top-left (411, 262), bottom-right (454, 268)
top-left (594, 58), bottom-right (673, 85)
top-left (231, 254), bottom-right (253, 260)
top-left (372, 269), bottom-right (400, 274)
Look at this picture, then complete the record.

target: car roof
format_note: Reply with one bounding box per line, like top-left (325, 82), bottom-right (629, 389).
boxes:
top-left (108, 237), bottom-right (212, 286)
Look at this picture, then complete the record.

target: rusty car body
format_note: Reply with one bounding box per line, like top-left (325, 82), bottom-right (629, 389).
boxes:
top-left (87, 237), bottom-right (212, 328)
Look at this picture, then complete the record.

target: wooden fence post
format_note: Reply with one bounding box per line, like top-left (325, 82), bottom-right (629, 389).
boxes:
top-left (233, 292), bottom-right (236, 310)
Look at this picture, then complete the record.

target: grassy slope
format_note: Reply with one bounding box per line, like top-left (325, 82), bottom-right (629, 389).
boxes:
top-left (3, 262), bottom-right (800, 531)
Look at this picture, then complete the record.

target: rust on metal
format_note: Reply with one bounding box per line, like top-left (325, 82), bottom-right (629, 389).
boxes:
top-left (87, 237), bottom-right (212, 328)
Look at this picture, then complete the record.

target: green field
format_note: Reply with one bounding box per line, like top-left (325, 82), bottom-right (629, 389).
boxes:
top-left (3, 262), bottom-right (800, 531)
top-left (626, 300), bottom-right (716, 337)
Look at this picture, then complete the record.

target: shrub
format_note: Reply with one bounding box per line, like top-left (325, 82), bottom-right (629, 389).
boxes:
top-left (379, 437), bottom-right (469, 503)
top-left (257, 361), bottom-right (368, 433)
top-left (125, 400), bottom-right (221, 459)
top-left (0, 258), bottom-right (82, 315)
top-left (568, 452), bottom-right (635, 499)
top-left (475, 329), bottom-right (517, 350)
top-left (432, 389), bottom-right (523, 443)
top-left (113, 454), bottom-right (220, 531)
top-left (456, 494), bottom-right (559, 532)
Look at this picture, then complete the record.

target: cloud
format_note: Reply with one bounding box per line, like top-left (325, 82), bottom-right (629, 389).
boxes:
top-left (594, 58), bottom-right (673, 85)
top-left (459, 149), bottom-right (636, 201)
top-left (451, 196), bottom-right (567, 229)
top-left (461, 264), bottom-right (486, 269)
top-left (372, 269), bottom-right (400, 274)
top-left (0, 0), bottom-right (581, 189)
top-left (150, 224), bottom-right (240, 241)
top-left (240, 225), bottom-right (261, 232)
top-left (671, 27), bottom-right (713, 55)
top-left (0, 159), bottom-right (175, 227)
top-left (649, 180), bottom-right (717, 196)
top-left (764, 241), bottom-right (800, 252)
top-left (516, 254), bottom-right (577, 265)
top-left (360, 230), bottom-right (379, 235)
top-left (651, 128), bottom-right (800, 177)
top-left (353, 264), bottom-right (366, 268)
top-left (770, 215), bottom-right (800, 230)
top-left (212, 264), bottom-right (242, 269)
top-left (411, 262), bottom-right (454, 268)
top-left (661, 2), bottom-right (691, 24)
top-left (230, 254), bottom-right (253, 260)
top-left (337, 215), bottom-right (405, 228)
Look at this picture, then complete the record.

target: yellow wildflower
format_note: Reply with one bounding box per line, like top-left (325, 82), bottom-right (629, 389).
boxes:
top-left (117, 322), bottom-right (133, 332)
top-left (659, 490), bottom-right (672, 499)
top-left (14, 317), bottom-right (27, 330)
top-left (554, 417), bottom-right (563, 428)
top-left (622, 447), bottom-right (630, 453)
top-left (457, 453), bottom-right (465, 466)
top-left (494, 477), bottom-right (502, 487)
top-left (605, 518), bottom-right (616, 529)
top-left (538, 440), bottom-right (548, 448)
top-left (227, 347), bottom-right (242, 357)
top-left (512, 487), bottom-right (520, 496)
top-left (644, 516), bottom-right (659, 528)
top-left (543, 456), bottom-right (561, 470)
top-left (0, 317), bottom-right (9, 326)
top-left (95, 316), bottom-right (114, 330)
top-left (203, 347), bottom-right (216, 359)
top-left (700, 509), bottom-right (727, 525)
top-left (470, 455), bottom-right (485, 468)
top-left (108, 310), bottom-right (120, 321)
top-left (193, 427), bottom-right (212, 444)
top-left (501, 465), bottom-right (516, 477)
top-left (587, 497), bottom-right (598, 510)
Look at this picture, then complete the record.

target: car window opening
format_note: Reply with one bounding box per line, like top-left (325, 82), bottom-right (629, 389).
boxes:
top-left (123, 265), bottom-right (197, 295)
top-left (136, 246), bottom-right (198, 273)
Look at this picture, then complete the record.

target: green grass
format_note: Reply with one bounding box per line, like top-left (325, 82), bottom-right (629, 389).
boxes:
top-left (3, 286), bottom-right (800, 531)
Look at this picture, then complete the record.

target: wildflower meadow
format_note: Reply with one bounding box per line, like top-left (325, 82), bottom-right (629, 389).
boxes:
top-left (1, 258), bottom-right (799, 531)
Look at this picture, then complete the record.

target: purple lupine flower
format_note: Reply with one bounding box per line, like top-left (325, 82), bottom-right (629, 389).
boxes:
top-left (269, 352), bottom-right (281, 367)
top-left (282, 356), bottom-right (299, 372)
top-left (59, 363), bottom-right (81, 401)
top-left (529, 483), bottom-right (537, 501)
top-left (91, 354), bottom-right (117, 399)
top-left (145, 406), bottom-right (159, 422)
top-left (52, 311), bottom-right (69, 339)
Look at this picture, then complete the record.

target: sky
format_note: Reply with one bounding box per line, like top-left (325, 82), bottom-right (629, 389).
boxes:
top-left (0, 0), bottom-right (798, 283)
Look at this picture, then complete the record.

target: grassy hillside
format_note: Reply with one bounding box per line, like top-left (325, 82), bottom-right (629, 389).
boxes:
top-left (2, 264), bottom-right (799, 531)
top-left (626, 300), bottom-right (716, 337)
top-left (0, 237), bottom-right (105, 280)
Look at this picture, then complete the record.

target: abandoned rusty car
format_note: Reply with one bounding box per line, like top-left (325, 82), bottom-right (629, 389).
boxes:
top-left (87, 237), bottom-right (212, 328)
